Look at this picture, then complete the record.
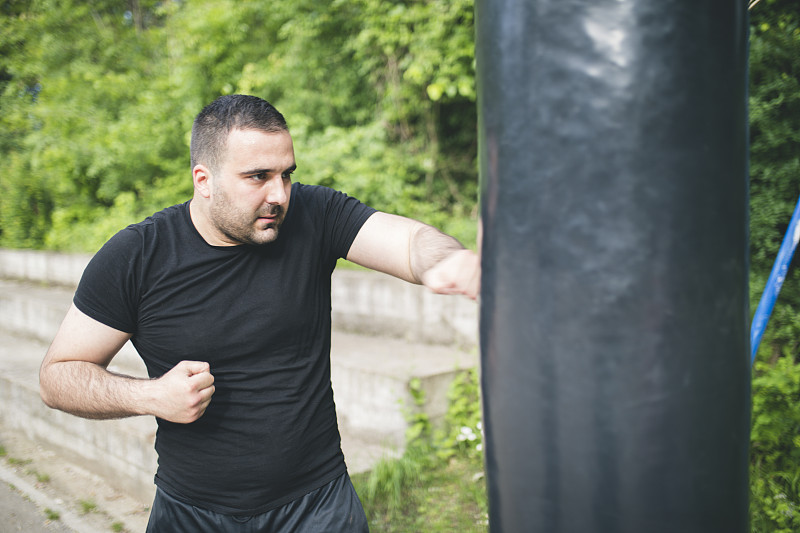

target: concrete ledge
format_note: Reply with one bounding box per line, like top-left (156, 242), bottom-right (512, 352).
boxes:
top-left (0, 248), bottom-right (478, 349)
top-left (0, 248), bottom-right (92, 287)
top-left (330, 332), bottom-right (476, 449)
top-left (331, 269), bottom-right (478, 348)
top-left (0, 331), bottom-right (158, 503)
top-left (0, 278), bottom-right (477, 497)
top-left (0, 279), bottom-right (73, 343)
top-left (0, 248), bottom-right (479, 500)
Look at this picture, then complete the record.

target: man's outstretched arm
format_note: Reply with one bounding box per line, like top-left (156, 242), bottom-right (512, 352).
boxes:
top-left (40, 304), bottom-right (215, 424)
top-left (346, 212), bottom-right (480, 299)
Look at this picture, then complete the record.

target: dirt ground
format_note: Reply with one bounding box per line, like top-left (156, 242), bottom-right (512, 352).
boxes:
top-left (0, 427), bottom-right (151, 533)
top-left (0, 477), bottom-right (73, 533)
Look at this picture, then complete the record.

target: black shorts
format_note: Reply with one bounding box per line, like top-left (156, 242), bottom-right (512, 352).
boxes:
top-left (145, 472), bottom-right (369, 533)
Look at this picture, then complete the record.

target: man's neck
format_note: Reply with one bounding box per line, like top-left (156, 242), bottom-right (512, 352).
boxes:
top-left (188, 198), bottom-right (236, 247)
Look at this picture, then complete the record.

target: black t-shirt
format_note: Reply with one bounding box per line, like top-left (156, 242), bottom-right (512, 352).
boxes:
top-left (73, 183), bottom-right (376, 515)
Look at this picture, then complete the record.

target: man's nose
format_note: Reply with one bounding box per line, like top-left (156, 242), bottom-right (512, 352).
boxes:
top-left (264, 176), bottom-right (287, 205)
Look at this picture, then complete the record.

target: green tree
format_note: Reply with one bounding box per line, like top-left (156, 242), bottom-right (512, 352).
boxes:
top-left (230, 0), bottom-right (479, 243)
top-left (750, 358), bottom-right (800, 532)
top-left (0, 0), bottom-right (187, 250)
top-left (749, 0), bottom-right (800, 360)
top-left (748, 1), bottom-right (800, 531)
top-left (0, 0), bottom-right (479, 252)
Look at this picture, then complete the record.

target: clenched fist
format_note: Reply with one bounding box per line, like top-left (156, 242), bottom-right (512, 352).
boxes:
top-left (150, 361), bottom-right (215, 424)
top-left (421, 249), bottom-right (481, 300)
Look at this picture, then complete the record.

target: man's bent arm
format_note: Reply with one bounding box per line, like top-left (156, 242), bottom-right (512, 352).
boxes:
top-left (347, 212), bottom-right (480, 299)
top-left (40, 304), bottom-right (215, 423)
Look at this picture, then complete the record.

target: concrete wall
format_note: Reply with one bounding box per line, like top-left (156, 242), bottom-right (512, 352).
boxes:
top-left (0, 248), bottom-right (479, 500)
top-left (0, 248), bottom-right (479, 349)
top-left (0, 249), bottom-right (93, 288)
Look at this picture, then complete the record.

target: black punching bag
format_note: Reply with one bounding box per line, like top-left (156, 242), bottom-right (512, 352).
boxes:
top-left (476, 1), bottom-right (751, 532)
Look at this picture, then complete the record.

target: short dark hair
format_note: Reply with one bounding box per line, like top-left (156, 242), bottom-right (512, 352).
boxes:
top-left (190, 94), bottom-right (288, 171)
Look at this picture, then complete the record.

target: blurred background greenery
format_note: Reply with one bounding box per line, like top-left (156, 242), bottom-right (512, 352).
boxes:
top-left (749, 2), bottom-right (800, 531)
top-left (1, 0), bottom-right (800, 530)
top-left (0, 0), bottom-right (479, 251)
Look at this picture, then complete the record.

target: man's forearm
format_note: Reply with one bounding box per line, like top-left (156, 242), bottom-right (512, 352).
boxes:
top-left (40, 358), bottom-right (216, 424)
top-left (345, 212), bottom-right (479, 298)
top-left (408, 223), bottom-right (466, 284)
top-left (408, 222), bottom-right (480, 300)
top-left (39, 360), bottom-right (154, 420)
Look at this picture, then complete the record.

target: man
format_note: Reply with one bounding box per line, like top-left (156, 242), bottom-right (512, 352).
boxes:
top-left (39, 94), bottom-right (479, 532)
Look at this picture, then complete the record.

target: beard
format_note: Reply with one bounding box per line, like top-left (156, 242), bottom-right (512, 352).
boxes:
top-left (209, 187), bottom-right (286, 246)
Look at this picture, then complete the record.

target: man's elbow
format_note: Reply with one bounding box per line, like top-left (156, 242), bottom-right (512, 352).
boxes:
top-left (39, 372), bottom-right (53, 408)
top-left (40, 390), bottom-right (57, 410)
top-left (38, 360), bottom-right (60, 409)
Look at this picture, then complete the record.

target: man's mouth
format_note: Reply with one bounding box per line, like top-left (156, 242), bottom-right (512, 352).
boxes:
top-left (256, 207), bottom-right (282, 222)
top-left (256, 216), bottom-right (278, 228)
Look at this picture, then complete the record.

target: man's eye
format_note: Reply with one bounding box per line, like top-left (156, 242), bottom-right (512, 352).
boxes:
top-left (252, 173), bottom-right (267, 181)
top-left (282, 171), bottom-right (294, 181)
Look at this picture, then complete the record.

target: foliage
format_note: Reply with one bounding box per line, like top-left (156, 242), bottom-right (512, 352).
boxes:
top-left (749, 0), bottom-right (800, 360)
top-left (748, 4), bottom-right (800, 528)
top-left (78, 498), bottom-right (98, 514)
top-left (750, 357), bottom-right (800, 532)
top-left (404, 377), bottom-right (432, 444)
top-left (0, 0), bottom-right (478, 252)
top-left (435, 368), bottom-right (483, 462)
top-left (353, 367), bottom-right (487, 532)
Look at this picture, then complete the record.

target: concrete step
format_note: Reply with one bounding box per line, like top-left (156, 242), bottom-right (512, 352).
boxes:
top-left (0, 327), bottom-right (158, 505)
top-left (0, 278), bottom-right (477, 508)
top-left (0, 248), bottom-right (480, 349)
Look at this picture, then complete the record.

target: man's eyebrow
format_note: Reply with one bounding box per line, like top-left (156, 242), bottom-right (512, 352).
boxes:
top-left (239, 163), bottom-right (297, 176)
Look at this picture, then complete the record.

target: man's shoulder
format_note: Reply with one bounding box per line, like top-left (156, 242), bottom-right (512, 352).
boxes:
top-left (291, 183), bottom-right (365, 210)
top-left (110, 202), bottom-right (188, 239)
top-left (130, 202), bottom-right (188, 230)
top-left (292, 182), bottom-right (336, 199)
top-left (97, 201), bottom-right (190, 258)
top-left (288, 183), bottom-right (342, 218)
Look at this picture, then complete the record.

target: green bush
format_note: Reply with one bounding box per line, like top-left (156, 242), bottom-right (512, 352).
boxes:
top-left (750, 356), bottom-right (800, 532)
top-left (749, 0), bottom-right (800, 361)
top-left (0, 0), bottom-right (478, 252)
top-left (354, 367), bottom-right (487, 532)
top-left (748, 3), bottom-right (800, 529)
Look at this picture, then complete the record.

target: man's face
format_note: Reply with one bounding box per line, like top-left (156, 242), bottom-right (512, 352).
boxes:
top-left (207, 129), bottom-right (295, 246)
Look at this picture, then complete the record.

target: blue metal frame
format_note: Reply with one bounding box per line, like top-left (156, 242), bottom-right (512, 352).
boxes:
top-left (750, 195), bottom-right (800, 365)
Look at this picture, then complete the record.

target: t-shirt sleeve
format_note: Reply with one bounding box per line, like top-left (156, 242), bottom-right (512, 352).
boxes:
top-left (319, 187), bottom-right (377, 259)
top-left (73, 227), bottom-right (142, 334)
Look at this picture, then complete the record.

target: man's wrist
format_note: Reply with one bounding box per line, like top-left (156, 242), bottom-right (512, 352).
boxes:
top-left (409, 224), bottom-right (465, 283)
top-left (125, 376), bottom-right (161, 417)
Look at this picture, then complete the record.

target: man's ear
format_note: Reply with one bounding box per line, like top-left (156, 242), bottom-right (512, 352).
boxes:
top-left (193, 164), bottom-right (213, 199)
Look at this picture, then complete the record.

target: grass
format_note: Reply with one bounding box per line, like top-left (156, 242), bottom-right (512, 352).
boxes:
top-left (26, 468), bottom-right (51, 483)
top-left (349, 365), bottom-right (487, 532)
top-left (78, 498), bottom-right (98, 514)
top-left (44, 508), bottom-right (60, 521)
top-left (352, 445), bottom-right (488, 533)
top-left (1, 445), bottom-right (51, 483)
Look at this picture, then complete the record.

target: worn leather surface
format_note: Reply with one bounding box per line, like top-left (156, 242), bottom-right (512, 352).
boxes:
top-left (476, 1), bottom-right (750, 531)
